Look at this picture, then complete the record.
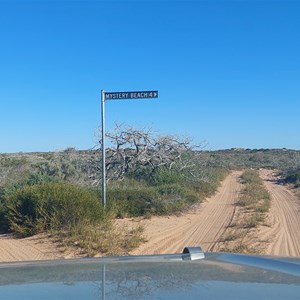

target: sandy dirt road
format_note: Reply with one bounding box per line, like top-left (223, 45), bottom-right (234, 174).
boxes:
top-left (258, 169), bottom-right (300, 257)
top-left (129, 171), bottom-right (243, 255)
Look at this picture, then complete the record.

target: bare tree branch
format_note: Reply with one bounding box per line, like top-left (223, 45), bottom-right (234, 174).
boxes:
top-left (91, 124), bottom-right (205, 182)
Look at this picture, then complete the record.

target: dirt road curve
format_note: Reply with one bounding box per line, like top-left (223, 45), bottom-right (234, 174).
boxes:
top-left (259, 169), bottom-right (300, 257)
top-left (130, 171), bottom-right (243, 255)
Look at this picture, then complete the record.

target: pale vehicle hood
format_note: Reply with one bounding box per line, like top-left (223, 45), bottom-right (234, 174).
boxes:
top-left (1, 250), bottom-right (300, 300)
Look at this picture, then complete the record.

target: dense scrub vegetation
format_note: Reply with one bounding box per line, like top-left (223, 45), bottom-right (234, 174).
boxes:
top-left (283, 169), bottom-right (300, 188)
top-left (106, 166), bottom-right (227, 218)
top-left (1, 146), bottom-right (299, 255)
top-left (0, 144), bottom-right (228, 255)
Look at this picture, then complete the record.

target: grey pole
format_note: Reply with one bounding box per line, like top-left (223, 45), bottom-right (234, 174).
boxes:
top-left (102, 264), bottom-right (106, 300)
top-left (101, 89), bottom-right (106, 208)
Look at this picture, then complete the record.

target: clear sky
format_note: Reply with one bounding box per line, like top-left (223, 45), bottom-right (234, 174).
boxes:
top-left (0, 0), bottom-right (299, 153)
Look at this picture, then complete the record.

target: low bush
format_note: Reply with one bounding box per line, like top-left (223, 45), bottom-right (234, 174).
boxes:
top-left (2, 182), bottom-right (104, 237)
top-left (1, 182), bottom-right (146, 255)
top-left (284, 170), bottom-right (300, 187)
top-left (150, 168), bottom-right (186, 185)
top-left (240, 169), bottom-right (262, 185)
top-left (237, 170), bottom-right (270, 227)
top-left (245, 213), bottom-right (265, 228)
top-left (107, 181), bottom-right (200, 217)
top-left (64, 223), bottom-right (145, 256)
top-left (107, 186), bottom-right (159, 217)
top-left (238, 194), bottom-right (255, 208)
top-left (0, 203), bottom-right (8, 233)
top-left (243, 184), bottom-right (270, 201)
top-left (105, 165), bottom-right (228, 218)
top-left (238, 183), bottom-right (270, 210)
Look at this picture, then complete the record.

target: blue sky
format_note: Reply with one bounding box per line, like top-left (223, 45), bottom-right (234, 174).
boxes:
top-left (0, 0), bottom-right (299, 153)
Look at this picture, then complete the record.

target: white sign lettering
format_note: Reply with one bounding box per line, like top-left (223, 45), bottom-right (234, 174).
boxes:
top-left (104, 91), bottom-right (158, 100)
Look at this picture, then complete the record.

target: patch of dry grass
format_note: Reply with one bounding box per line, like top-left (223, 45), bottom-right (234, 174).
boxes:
top-left (56, 221), bottom-right (145, 257)
top-left (219, 169), bottom-right (271, 255)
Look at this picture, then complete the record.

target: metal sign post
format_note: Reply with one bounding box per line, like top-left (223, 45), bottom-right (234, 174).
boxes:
top-left (101, 89), bottom-right (106, 208)
top-left (100, 90), bottom-right (158, 208)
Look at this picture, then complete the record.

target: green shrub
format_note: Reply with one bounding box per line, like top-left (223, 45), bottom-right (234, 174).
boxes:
top-left (189, 180), bottom-right (216, 198)
top-left (0, 203), bottom-right (8, 233)
top-left (157, 184), bottom-right (185, 195)
top-left (151, 168), bottom-right (185, 185)
top-left (284, 170), bottom-right (300, 187)
top-left (243, 184), bottom-right (270, 201)
top-left (240, 170), bottom-right (262, 185)
top-left (238, 195), bottom-right (255, 208)
top-left (238, 170), bottom-right (271, 229)
top-left (106, 180), bottom-right (200, 217)
top-left (107, 186), bottom-right (159, 217)
top-left (2, 182), bottom-right (104, 237)
top-left (127, 166), bottom-right (154, 182)
top-left (245, 213), bottom-right (265, 228)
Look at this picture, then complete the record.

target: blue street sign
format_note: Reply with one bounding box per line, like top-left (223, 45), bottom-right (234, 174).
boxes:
top-left (104, 91), bottom-right (158, 100)
top-left (100, 88), bottom-right (158, 207)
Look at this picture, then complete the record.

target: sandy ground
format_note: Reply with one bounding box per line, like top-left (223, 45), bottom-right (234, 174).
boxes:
top-left (0, 234), bottom-right (66, 262)
top-left (128, 171), bottom-right (243, 255)
top-left (258, 169), bottom-right (300, 257)
top-left (1, 169), bottom-right (300, 262)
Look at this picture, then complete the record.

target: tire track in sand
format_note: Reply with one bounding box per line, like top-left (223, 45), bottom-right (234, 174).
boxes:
top-left (259, 169), bottom-right (300, 257)
top-left (129, 171), bottom-right (243, 255)
top-left (0, 234), bottom-right (63, 262)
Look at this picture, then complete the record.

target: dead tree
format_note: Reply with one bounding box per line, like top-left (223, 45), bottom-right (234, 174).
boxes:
top-left (97, 124), bottom-right (203, 181)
